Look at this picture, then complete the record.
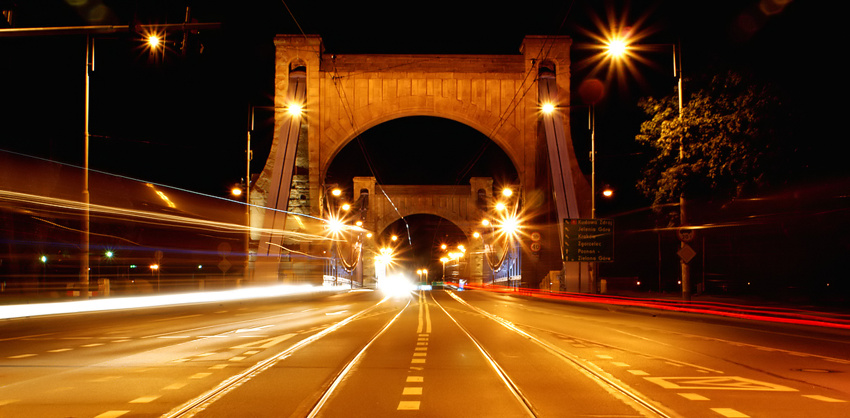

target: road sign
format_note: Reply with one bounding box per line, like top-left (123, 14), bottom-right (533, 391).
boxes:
top-left (563, 218), bottom-right (614, 262)
top-left (677, 227), bottom-right (696, 243)
top-left (677, 243), bottom-right (697, 263)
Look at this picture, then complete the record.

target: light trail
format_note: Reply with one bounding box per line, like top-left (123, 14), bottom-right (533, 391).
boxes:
top-left (0, 284), bottom-right (348, 319)
top-left (465, 284), bottom-right (850, 330)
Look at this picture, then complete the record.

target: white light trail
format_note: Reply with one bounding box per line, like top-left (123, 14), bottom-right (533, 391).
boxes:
top-left (0, 285), bottom-right (348, 320)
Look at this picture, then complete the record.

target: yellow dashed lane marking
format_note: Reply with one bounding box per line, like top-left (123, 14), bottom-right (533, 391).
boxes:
top-left (803, 395), bottom-right (846, 402)
top-left (130, 395), bottom-right (160, 403)
top-left (189, 373), bottom-right (212, 379)
top-left (48, 348), bottom-right (73, 353)
top-left (94, 411), bottom-right (129, 418)
top-left (411, 358), bottom-right (426, 364)
top-left (711, 408), bottom-right (749, 417)
top-left (0, 399), bottom-right (20, 406)
top-left (406, 376), bottom-right (423, 383)
top-left (678, 393), bottom-right (709, 401)
top-left (397, 401), bottom-right (420, 410)
top-left (164, 382), bottom-right (188, 390)
top-left (628, 370), bottom-right (650, 376)
top-left (81, 343), bottom-right (104, 348)
top-left (402, 387), bottom-right (423, 395)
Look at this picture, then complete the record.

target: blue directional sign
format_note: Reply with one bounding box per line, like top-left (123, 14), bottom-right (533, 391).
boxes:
top-left (563, 218), bottom-right (614, 262)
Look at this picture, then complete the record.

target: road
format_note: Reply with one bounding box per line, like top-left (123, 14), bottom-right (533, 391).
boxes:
top-left (1, 288), bottom-right (848, 417)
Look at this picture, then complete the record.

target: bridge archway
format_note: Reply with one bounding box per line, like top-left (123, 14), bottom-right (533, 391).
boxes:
top-left (325, 116), bottom-right (518, 187)
top-left (253, 34), bottom-right (590, 289)
top-left (356, 177), bottom-right (496, 285)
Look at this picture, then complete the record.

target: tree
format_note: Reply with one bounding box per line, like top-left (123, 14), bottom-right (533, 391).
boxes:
top-left (635, 71), bottom-right (795, 217)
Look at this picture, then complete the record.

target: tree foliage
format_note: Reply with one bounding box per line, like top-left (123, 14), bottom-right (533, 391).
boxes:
top-left (635, 71), bottom-right (794, 209)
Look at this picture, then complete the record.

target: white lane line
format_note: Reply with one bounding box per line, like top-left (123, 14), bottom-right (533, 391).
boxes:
top-left (711, 408), bottom-right (749, 417)
top-left (90, 376), bottom-right (121, 383)
top-left (154, 314), bottom-right (202, 322)
top-left (678, 393), bottom-right (709, 401)
top-left (130, 395), bottom-right (161, 403)
top-left (235, 325), bottom-right (275, 333)
top-left (230, 333), bottom-right (295, 349)
top-left (0, 333), bottom-right (55, 342)
top-left (7, 354), bottom-right (36, 359)
top-left (94, 411), bottom-right (129, 418)
top-left (803, 394), bottom-right (846, 402)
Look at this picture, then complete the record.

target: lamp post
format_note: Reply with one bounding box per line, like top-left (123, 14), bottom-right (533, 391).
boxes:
top-left (440, 257), bottom-right (448, 281)
top-left (605, 34), bottom-right (689, 300)
top-left (1, 22), bottom-right (218, 299)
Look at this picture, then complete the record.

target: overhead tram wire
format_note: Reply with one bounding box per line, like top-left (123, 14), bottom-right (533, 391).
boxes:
top-left (443, 5), bottom-right (577, 270)
top-left (453, 12), bottom-right (575, 185)
top-left (275, 0), bottom-right (411, 251)
top-left (328, 58), bottom-right (413, 246)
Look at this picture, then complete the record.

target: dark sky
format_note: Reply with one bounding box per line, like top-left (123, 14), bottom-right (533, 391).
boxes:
top-left (1, 0), bottom-right (834, 202)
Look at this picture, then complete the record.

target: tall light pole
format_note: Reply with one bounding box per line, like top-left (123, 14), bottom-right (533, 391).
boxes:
top-left (81, 34), bottom-right (92, 299)
top-left (605, 34), bottom-right (689, 300)
top-left (1, 22), bottom-right (221, 299)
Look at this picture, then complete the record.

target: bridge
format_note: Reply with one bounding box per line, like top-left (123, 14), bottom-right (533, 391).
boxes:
top-left (249, 34), bottom-right (591, 291)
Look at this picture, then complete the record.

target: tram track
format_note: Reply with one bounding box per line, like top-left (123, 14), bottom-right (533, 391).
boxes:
top-left (166, 289), bottom-right (674, 417)
top-left (437, 290), bottom-right (676, 418)
top-left (162, 295), bottom-right (397, 418)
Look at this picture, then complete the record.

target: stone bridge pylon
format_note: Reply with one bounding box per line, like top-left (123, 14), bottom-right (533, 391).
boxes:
top-left (249, 34), bottom-right (590, 289)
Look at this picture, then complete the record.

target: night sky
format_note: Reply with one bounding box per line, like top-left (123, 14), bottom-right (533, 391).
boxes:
top-left (2, 0), bottom-right (844, 286)
top-left (3, 0), bottom-right (834, 201)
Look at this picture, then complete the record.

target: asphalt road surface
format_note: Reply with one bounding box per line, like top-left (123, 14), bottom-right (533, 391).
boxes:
top-left (1, 288), bottom-right (848, 417)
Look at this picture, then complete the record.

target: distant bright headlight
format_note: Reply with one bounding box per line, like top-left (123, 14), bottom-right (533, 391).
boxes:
top-left (378, 275), bottom-right (414, 297)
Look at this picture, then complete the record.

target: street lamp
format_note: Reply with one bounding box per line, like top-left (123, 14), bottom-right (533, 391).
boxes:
top-left (440, 257), bottom-right (449, 280)
top-left (604, 32), bottom-right (689, 300)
